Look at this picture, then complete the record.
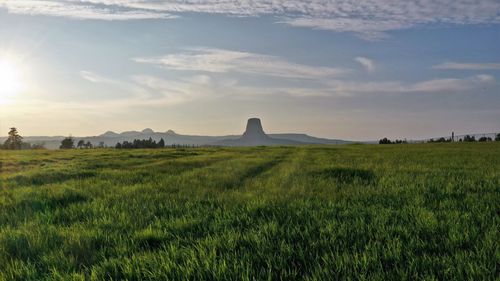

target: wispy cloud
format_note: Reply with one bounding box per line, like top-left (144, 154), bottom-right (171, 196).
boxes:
top-left (134, 48), bottom-right (349, 79)
top-left (355, 57), bottom-right (375, 72)
top-left (2, 0), bottom-right (500, 39)
top-left (0, 0), bottom-right (174, 20)
top-left (80, 70), bottom-right (113, 83)
top-left (32, 66), bottom-right (497, 118)
top-left (131, 74), bottom-right (237, 106)
top-left (433, 62), bottom-right (500, 70)
top-left (325, 75), bottom-right (495, 96)
top-left (78, 70), bottom-right (239, 106)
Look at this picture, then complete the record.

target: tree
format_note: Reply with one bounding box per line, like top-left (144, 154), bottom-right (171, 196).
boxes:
top-left (121, 141), bottom-right (132, 149)
top-left (463, 135), bottom-right (476, 142)
top-left (158, 138), bottom-right (165, 148)
top-left (77, 140), bottom-right (85, 149)
top-left (85, 141), bottom-right (93, 149)
top-left (3, 127), bottom-right (23, 150)
top-left (478, 137), bottom-right (492, 142)
top-left (115, 142), bottom-right (122, 149)
top-left (379, 138), bottom-right (391, 144)
top-left (496, 133), bottom-right (500, 142)
top-left (60, 137), bottom-right (75, 149)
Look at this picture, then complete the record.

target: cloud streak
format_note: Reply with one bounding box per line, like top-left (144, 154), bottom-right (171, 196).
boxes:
top-left (355, 57), bottom-right (375, 72)
top-left (134, 48), bottom-right (349, 79)
top-left (0, 0), bottom-right (174, 20)
top-left (326, 75), bottom-right (495, 96)
top-left (2, 0), bottom-right (500, 38)
top-left (433, 62), bottom-right (500, 70)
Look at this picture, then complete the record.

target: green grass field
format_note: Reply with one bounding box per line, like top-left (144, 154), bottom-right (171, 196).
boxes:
top-left (0, 143), bottom-right (499, 280)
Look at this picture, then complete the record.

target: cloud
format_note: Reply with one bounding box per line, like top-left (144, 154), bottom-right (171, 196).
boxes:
top-left (2, 0), bottom-right (500, 38)
top-left (283, 17), bottom-right (404, 40)
top-left (80, 70), bottom-right (111, 83)
top-left (325, 74), bottom-right (495, 96)
top-left (134, 48), bottom-right (349, 79)
top-left (42, 67), bottom-right (499, 114)
top-left (0, 0), bottom-right (174, 20)
top-left (133, 47), bottom-right (495, 100)
top-left (131, 74), bottom-right (236, 106)
top-left (355, 57), bottom-right (375, 72)
top-left (433, 62), bottom-right (500, 70)
top-left (475, 74), bottom-right (495, 82)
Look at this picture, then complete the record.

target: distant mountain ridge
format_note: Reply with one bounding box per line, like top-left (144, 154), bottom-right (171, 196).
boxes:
top-left (0, 119), bottom-right (352, 149)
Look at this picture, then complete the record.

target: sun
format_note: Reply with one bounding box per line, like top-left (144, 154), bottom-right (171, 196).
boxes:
top-left (0, 58), bottom-right (23, 97)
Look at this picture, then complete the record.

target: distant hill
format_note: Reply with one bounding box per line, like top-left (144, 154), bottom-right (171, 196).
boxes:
top-left (0, 119), bottom-right (353, 149)
top-left (268, 133), bottom-right (349, 145)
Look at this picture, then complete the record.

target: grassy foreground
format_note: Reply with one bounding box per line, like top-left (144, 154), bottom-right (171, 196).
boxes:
top-left (0, 143), bottom-right (499, 280)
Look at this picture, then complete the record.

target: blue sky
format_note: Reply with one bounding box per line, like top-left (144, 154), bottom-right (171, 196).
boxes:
top-left (0, 0), bottom-right (499, 140)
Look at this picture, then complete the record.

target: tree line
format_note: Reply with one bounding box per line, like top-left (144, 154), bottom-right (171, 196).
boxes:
top-left (60, 137), bottom-right (107, 149)
top-left (379, 133), bottom-right (500, 144)
top-left (115, 138), bottom-right (165, 149)
top-left (378, 138), bottom-right (407, 144)
top-left (115, 138), bottom-right (200, 149)
top-left (428, 134), bottom-right (498, 143)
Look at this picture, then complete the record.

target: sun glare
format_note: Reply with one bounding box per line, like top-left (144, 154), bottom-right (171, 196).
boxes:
top-left (0, 58), bottom-right (23, 97)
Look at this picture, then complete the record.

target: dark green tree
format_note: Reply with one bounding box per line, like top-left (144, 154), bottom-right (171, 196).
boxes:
top-left (158, 138), bottom-right (165, 148)
top-left (463, 135), bottom-right (476, 142)
top-left (379, 138), bottom-right (391, 144)
top-left (60, 137), bottom-right (75, 149)
top-left (77, 140), bottom-right (85, 149)
top-left (85, 141), bottom-right (93, 149)
top-left (3, 127), bottom-right (23, 150)
top-left (496, 133), bottom-right (500, 141)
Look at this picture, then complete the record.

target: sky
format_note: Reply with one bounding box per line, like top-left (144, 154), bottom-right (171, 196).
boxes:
top-left (0, 0), bottom-right (499, 141)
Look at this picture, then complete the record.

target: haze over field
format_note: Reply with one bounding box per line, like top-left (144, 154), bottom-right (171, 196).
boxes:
top-left (0, 0), bottom-right (499, 140)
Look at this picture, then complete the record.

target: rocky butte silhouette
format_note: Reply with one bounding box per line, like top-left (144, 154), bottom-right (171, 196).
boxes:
top-left (242, 118), bottom-right (268, 142)
top-left (214, 118), bottom-right (305, 146)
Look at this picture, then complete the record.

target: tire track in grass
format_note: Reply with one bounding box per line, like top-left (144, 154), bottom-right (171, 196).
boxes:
top-left (2, 149), bottom-right (216, 189)
top-left (203, 148), bottom-right (292, 191)
top-left (106, 149), bottom-right (246, 199)
top-left (98, 155), bottom-right (234, 187)
top-left (241, 147), bottom-right (311, 198)
top-left (144, 147), bottom-right (294, 199)
top-left (221, 155), bottom-right (287, 190)
top-left (82, 148), bottom-right (298, 272)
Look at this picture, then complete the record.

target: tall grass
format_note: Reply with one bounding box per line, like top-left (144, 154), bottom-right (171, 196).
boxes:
top-left (0, 143), bottom-right (498, 280)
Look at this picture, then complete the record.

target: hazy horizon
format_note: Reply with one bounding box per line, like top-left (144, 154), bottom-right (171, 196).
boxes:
top-left (1, 1), bottom-right (499, 141)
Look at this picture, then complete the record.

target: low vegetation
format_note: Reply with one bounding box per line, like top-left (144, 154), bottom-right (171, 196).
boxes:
top-left (0, 143), bottom-right (498, 280)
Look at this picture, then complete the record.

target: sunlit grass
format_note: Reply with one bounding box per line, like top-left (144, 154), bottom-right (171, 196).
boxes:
top-left (0, 143), bottom-right (498, 280)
